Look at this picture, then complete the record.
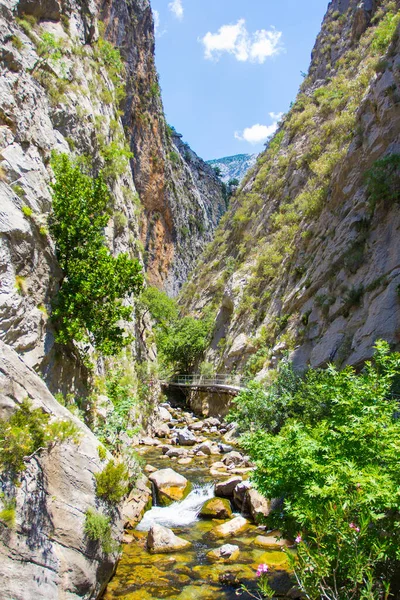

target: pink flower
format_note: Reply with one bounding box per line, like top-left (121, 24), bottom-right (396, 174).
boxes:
top-left (349, 522), bottom-right (360, 532)
top-left (295, 534), bottom-right (302, 543)
top-left (256, 564), bottom-right (269, 577)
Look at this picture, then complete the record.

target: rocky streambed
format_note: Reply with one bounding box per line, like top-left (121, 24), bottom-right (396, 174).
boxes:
top-left (102, 401), bottom-right (300, 600)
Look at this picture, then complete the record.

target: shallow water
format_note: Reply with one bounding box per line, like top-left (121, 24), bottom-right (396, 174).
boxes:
top-left (103, 409), bottom-right (293, 600)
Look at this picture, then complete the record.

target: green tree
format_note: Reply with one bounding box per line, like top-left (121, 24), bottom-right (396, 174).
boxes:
top-left (157, 315), bottom-right (212, 373)
top-left (49, 154), bottom-right (143, 356)
top-left (239, 342), bottom-right (400, 599)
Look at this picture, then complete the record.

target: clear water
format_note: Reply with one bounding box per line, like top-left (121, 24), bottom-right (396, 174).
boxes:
top-left (102, 408), bottom-right (293, 600)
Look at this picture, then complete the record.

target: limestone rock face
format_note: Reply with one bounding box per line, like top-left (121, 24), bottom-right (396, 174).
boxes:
top-left (181, 0), bottom-right (400, 375)
top-left (101, 5), bottom-right (227, 295)
top-left (0, 341), bottom-right (124, 600)
top-left (122, 475), bottom-right (152, 527)
top-left (149, 468), bottom-right (191, 506)
top-left (147, 523), bottom-right (191, 553)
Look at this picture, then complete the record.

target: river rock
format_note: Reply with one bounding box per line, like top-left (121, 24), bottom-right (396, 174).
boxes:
top-left (144, 464), bottom-right (157, 474)
top-left (147, 524), bottom-right (191, 553)
top-left (140, 436), bottom-right (161, 446)
top-left (166, 447), bottom-right (188, 458)
top-left (204, 417), bottom-right (221, 427)
top-left (254, 534), bottom-right (290, 549)
top-left (154, 423), bottom-right (171, 438)
top-left (215, 476), bottom-right (243, 498)
top-left (178, 457), bottom-right (192, 465)
top-left (200, 497), bottom-right (232, 519)
top-left (233, 480), bottom-right (252, 513)
top-left (218, 443), bottom-right (233, 453)
top-left (149, 468), bottom-right (191, 506)
top-left (197, 441), bottom-right (212, 455)
top-left (246, 489), bottom-right (272, 522)
top-left (210, 516), bottom-right (248, 539)
top-left (177, 428), bottom-right (197, 446)
top-left (157, 406), bottom-right (173, 421)
top-left (207, 544), bottom-right (239, 562)
top-left (222, 451), bottom-right (244, 467)
top-left (190, 421), bottom-right (205, 431)
top-left (122, 475), bottom-right (152, 527)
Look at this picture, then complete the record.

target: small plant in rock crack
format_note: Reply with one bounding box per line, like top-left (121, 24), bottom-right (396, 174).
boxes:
top-left (84, 508), bottom-right (118, 554)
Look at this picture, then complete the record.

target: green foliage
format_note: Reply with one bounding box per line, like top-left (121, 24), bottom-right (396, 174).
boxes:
top-left (365, 154), bottom-right (400, 209)
top-left (11, 35), bottom-right (23, 50)
top-left (84, 508), bottom-right (116, 554)
top-left (372, 10), bottom-right (400, 53)
top-left (13, 184), bottom-right (25, 198)
top-left (0, 399), bottom-right (80, 478)
top-left (0, 496), bottom-right (16, 528)
top-left (141, 286), bottom-right (178, 326)
top-left (169, 151), bottom-right (180, 165)
top-left (49, 153), bottom-right (143, 355)
top-left (94, 459), bottom-right (129, 504)
top-left (157, 316), bottom-right (213, 373)
top-left (239, 342), bottom-right (400, 599)
top-left (21, 204), bottom-right (32, 217)
top-left (98, 135), bottom-right (133, 178)
top-left (97, 445), bottom-right (107, 460)
top-left (37, 32), bottom-right (63, 62)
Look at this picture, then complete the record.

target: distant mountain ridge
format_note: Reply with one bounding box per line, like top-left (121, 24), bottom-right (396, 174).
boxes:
top-left (207, 153), bottom-right (257, 184)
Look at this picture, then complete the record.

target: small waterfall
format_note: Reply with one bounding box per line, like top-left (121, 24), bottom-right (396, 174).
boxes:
top-left (137, 482), bottom-right (215, 531)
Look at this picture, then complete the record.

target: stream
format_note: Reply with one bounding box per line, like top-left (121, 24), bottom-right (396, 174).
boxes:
top-left (103, 400), bottom-right (293, 600)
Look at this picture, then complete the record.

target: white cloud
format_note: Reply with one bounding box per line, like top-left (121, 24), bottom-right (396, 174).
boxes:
top-left (201, 19), bottom-right (282, 63)
top-left (153, 9), bottom-right (160, 35)
top-left (169, 0), bottom-right (183, 20)
top-left (235, 112), bottom-right (284, 144)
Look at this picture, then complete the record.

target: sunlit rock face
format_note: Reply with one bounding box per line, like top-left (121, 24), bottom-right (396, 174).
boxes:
top-left (181, 0), bottom-right (400, 375)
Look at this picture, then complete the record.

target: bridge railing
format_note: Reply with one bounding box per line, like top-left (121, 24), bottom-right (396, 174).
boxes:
top-left (167, 373), bottom-right (249, 389)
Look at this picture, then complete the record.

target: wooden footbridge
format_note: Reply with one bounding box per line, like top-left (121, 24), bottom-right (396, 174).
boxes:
top-left (162, 374), bottom-right (248, 397)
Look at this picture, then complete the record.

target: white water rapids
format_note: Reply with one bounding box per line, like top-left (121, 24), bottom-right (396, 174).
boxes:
top-left (136, 482), bottom-right (215, 531)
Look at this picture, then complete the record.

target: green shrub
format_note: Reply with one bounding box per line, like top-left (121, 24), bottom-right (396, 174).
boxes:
top-left (97, 446), bottom-right (107, 461)
top-left (239, 341), bottom-right (400, 599)
top-left (37, 32), bottom-right (63, 62)
top-left (365, 154), bottom-right (400, 209)
top-left (372, 10), bottom-right (400, 53)
top-left (157, 315), bottom-right (213, 373)
top-left (49, 153), bottom-right (143, 355)
top-left (0, 497), bottom-right (16, 528)
top-left (0, 399), bottom-right (80, 478)
top-left (94, 459), bottom-right (129, 504)
top-left (11, 35), bottom-right (23, 50)
top-left (84, 508), bottom-right (116, 553)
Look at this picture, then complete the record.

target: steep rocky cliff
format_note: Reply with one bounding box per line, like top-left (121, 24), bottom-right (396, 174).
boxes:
top-left (97, 0), bottom-right (226, 295)
top-left (181, 0), bottom-right (400, 375)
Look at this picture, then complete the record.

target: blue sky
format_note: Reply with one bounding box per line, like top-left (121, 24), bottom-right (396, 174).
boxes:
top-left (151, 0), bottom-right (329, 160)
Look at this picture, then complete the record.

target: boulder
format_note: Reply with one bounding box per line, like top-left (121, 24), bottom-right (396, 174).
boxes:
top-left (144, 464), bottom-right (157, 474)
top-left (157, 406), bottom-right (172, 422)
top-left (207, 544), bottom-right (239, 562)
top-left (246, 489), bottom-right (272, 522)
top-left (197, 441), bottom-right (212, 455)
top-left (215, 476), bottom-right (243, 498)
top-left (147, 524), bottom-right (191, 553)
top-left (200, 497), bottom-right (232, 519)
top-left (204, 417), bottom-right (221, 427)
top-left (178, 457), bottom-right (192, 465)
top-left (177, 428), bottom-right (197, 446)
top-left (210, 516), bottom-right (248, 539)
top-left (149, 468), bottom-right (191, 506)
top-left (166, 447), bottom-right (187, 459)
top-left (218, 443), bottom-right (233, 453)
top-left (122, 475), bottom-right (152, 527)
top-left (190, 421), bottom-right (205, 431)
top-left (140, 436), bottom-right (160, 446)
top-left (154, 423), bottom-right (171, 438)
top-left (254, 535), bottom-right (290, 549)
top-left (222, 451), bottom-right (244, 467)
top-left (233, 480), bottom-right (252, 513)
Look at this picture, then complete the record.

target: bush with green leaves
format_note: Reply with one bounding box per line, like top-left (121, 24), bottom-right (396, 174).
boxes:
top-left (141, 286), bottom-right (211, 373)
top-left (49, 154), bottom-right (143, 356)
top-left (0, 399), bottom-right (80, 479)
top-left (238, 341), bottom-right (400, 599)
top-left (94, 459), bottom-right (129, 504)
top-left (365, 154), bottom-right (400, 210)
top-left (84, 508), bottom-right (116, 554)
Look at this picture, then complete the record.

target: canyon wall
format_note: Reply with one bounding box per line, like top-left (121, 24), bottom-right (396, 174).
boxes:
top-left (181, 0), bottom-right (400, 376)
